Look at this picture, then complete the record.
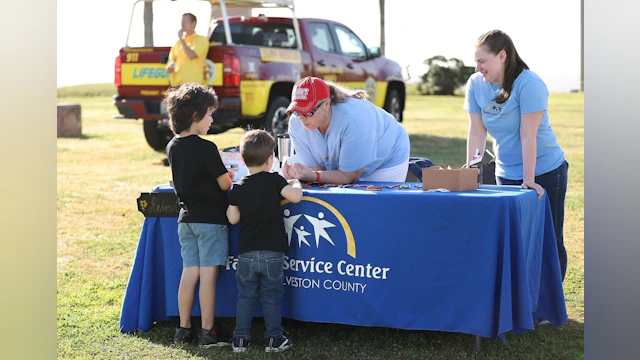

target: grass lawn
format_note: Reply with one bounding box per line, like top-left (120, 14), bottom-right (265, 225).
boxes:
top-left (57, 85), bottom-right (583, 359)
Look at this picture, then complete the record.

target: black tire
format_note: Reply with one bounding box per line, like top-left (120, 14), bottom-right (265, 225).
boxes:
top-left (143, 120), bottom-right (173, 151)
top-left (263, 96), bottom-right (291, 136)
top-left (384, 88), bottom-right (402, 122)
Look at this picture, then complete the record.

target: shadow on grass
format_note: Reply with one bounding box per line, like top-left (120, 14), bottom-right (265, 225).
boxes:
top-left (129, 316), bottom-right (583, 360)
top-left (56, 134), bottom-right (95, 140)
top-left (150, 157), bottom-right (170, 167)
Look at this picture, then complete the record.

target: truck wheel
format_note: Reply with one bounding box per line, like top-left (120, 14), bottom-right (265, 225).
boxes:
top-left (264, 96), bottom-right (291, 136)
top-left (384, 88), bottom-right (402, 122)
top-left (143, 120), bottom-right (173, 151)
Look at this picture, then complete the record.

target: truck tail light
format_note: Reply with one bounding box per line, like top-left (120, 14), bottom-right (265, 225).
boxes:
top-left (223, 52), bottom-right (240, 88)
top-left (114, 56), bottom-right (122, 87)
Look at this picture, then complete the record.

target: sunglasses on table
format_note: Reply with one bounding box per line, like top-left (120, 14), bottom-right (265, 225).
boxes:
top-left (292, 99), bottom-right (326, 118)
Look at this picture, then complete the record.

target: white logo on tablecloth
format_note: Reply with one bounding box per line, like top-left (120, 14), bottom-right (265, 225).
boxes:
top-left (283, 209), bottom-right (302, 246)
top-left (284, 209), bottom-right (337, 248)
top-left (304, 212), bottom-right (336, 247)
top-left (226, 197), bottom-right (392, 294)
top-left (293, 226), bottom-right (311, 247)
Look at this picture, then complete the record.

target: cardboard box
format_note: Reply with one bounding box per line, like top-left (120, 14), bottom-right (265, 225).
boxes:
top-left (422, 167), bottom-right (479, 192)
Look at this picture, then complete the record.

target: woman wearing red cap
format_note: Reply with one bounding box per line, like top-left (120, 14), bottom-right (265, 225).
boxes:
top-left (282, 77), bottom-right (410, 184)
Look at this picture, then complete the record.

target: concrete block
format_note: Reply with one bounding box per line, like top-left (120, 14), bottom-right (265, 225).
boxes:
top-left (57, 103), bottom-right (82, 137)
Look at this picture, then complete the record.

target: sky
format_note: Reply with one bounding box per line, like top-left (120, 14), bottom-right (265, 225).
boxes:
top-left (57, 0), bottom-right (582, 92)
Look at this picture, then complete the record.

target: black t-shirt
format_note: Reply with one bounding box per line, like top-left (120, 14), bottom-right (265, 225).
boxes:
top-left (166, 135), bottom-right (229, 224)
top-left (228, 171), bottom-right (289, 255)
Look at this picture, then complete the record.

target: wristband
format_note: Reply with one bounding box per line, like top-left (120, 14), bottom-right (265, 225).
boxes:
top-left (314, 171), bottom-right (321, 183)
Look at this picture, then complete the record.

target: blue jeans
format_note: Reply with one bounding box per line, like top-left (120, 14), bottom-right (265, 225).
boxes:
top-left (233, 251), bottom-right (285, 340)
top-left (497, 160), bottom-right (569, 281)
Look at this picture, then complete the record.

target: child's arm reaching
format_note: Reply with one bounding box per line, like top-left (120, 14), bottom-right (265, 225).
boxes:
top-left (217, 171), bottom-right (234, 191)
top-left (226, 205), bottom-right (240, 225)
top-left (281, 178), bottom-right (303, 203)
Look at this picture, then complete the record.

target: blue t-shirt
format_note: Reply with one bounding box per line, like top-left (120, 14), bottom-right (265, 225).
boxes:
top-left (463, 69), bottom-right (565, 179)
top-left (289, 97), bottom-right (410, 177)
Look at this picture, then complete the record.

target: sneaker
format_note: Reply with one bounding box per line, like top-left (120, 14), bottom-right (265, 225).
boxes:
top-left (213, 322), bottom-right (232, 341)
top-left (265, 334), bottom-right (293, 353)
top-left (232, 337), bottom-right (251, 353)
top-left (534, 316), bottom-right (551, 326)
top-left (199, 328), bottom-right (231, 348)
top-left (173, 327), bottom-right (194, 344)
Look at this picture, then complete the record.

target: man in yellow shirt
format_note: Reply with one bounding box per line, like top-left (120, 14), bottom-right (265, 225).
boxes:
top-left (166, 13), bottom-right (210, 87)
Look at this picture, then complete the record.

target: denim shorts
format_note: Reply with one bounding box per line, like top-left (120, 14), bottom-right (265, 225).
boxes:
top-left (177, 222), bottom-right (229, 267)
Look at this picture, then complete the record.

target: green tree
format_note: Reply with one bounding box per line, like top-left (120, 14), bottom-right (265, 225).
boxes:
top-left (420, 56), bottom-right (475, 95)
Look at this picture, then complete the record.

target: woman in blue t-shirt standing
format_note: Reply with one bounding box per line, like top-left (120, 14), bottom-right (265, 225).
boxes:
top-left (464, 29), bottom-right (569, 282)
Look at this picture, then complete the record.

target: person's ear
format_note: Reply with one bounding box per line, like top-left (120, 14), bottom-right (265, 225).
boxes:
top-left (498, 50), bottom-right (507, 63)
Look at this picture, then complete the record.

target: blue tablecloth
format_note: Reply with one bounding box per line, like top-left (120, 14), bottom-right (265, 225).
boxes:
top-left (120, 183), bottom-right (567, 340)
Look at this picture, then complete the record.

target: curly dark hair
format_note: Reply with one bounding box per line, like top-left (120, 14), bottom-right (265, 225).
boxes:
top-left (162, 83), bottom-right (218, 135)
top-left (240, 129), bottom-right (276, 167)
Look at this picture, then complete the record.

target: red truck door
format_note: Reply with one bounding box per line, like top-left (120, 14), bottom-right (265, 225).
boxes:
top-left (330, 24), bottom-right (368, 81)
top-left (329, 23), bottom-right (386, 108)
top-left (305, 22), bottom-right (351, 84)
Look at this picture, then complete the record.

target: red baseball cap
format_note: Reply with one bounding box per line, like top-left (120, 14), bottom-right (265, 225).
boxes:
top-left (285, 76), bottom-right (330, 115)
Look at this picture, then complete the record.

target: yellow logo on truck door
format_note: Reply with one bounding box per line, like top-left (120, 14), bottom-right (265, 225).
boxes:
top-left (340, 80), bottom-right (388, 108)
top-left (205, 60), bottom-right (223, 86)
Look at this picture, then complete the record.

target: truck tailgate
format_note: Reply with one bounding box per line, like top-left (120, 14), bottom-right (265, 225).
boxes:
top-left (118, 47), bottom-right (172, 87)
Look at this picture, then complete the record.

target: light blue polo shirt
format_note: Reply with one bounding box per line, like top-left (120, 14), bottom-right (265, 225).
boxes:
top-left (463, 70), bottom-right (565, 180)
top-left (289, 97), bottom-right (410, 177)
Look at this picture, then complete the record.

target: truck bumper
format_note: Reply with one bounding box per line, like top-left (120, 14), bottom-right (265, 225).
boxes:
top-left (113, 96), bottom-right (241, 124)
top-left (215, 97), bottom-right (241, 124)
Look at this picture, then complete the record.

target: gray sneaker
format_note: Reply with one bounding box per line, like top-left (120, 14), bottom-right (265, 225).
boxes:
top-left (199, 328), bottom-right (231, 348)
top-left (173, 327), bottom-right (194, 344)
top-left (265, 334), bottom-right (293, 352)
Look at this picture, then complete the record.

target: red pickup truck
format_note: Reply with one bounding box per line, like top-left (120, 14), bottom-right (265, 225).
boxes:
top-left (114, 4), bottom-right (406, 151)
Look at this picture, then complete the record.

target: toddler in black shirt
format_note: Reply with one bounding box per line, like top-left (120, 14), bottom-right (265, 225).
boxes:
top-left (226, 129), bottom-right (302, 352)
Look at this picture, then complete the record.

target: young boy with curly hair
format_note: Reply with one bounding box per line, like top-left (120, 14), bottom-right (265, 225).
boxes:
top-left (163, 83), bottom-right (234, 347)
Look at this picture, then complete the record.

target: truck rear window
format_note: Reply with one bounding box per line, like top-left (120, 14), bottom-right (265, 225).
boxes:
top-left (210, 22), bottom-right (297, 48)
